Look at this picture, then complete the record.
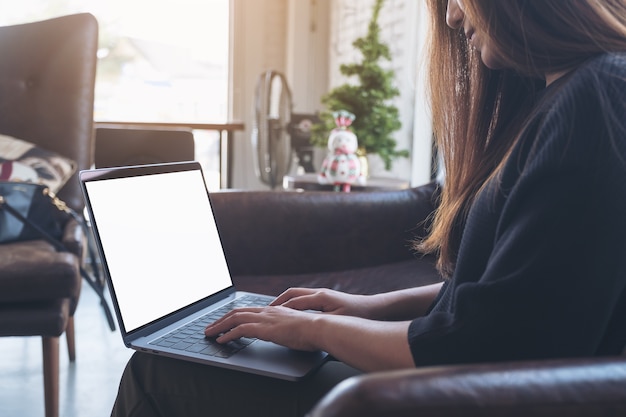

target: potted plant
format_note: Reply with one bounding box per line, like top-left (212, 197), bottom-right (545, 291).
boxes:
top-left (311, 0), bottom-right (408, 172)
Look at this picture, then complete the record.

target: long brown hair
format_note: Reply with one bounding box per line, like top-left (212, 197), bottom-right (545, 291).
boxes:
top-left (418, 0), bottom-right (626, 278)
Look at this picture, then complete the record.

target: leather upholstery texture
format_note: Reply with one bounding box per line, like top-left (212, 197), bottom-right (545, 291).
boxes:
top-left (211, 182), bottom-right (439, 277)
top-left (310, 357), bottom-right (626, 417)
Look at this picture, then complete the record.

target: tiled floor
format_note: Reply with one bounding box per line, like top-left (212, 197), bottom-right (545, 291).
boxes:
top-left (0, 284), bottom-right (132, 417)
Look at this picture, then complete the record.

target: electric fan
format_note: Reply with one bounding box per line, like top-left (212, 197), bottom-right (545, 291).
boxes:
top-left (251, 70), bottom-right (293, 189)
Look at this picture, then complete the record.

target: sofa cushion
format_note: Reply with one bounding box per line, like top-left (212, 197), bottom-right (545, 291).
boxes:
top-left (0, 239), bottom-right (81, 302)
top-left (0, 298), bottom-right (70, 337)
top-left (233, 257), bottom-right (442, 297)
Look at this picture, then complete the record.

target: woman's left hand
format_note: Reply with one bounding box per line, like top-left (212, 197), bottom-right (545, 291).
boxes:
top-left (204, 306), bottom-right (321, 351)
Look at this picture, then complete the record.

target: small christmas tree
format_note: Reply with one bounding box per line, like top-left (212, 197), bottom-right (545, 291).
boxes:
top-left (312, 0), bottom-right (408, 171)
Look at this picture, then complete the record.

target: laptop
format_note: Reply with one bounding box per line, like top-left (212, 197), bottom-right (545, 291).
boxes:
top-left (79, 161), bottom-right (328, 381)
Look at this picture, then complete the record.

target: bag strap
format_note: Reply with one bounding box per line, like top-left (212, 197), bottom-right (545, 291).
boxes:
top-left (0, 195), bottom-right (116, 331)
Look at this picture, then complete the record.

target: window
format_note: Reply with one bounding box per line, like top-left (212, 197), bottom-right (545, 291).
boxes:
top-left (0, 0), bottom-right (229, 189)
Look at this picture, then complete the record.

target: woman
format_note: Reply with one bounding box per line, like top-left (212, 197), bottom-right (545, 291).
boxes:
top-left (112, 1), bottom-right (626, 415)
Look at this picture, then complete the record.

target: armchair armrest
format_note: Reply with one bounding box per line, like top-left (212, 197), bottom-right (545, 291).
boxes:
top-left (210, 182), bottom-right (438, 277)
top-left (61, 218), bottom-right (85, 258)
top-left (309, 356), bottom-right (626, 417)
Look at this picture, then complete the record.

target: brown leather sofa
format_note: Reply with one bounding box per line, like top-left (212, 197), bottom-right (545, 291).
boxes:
top-left (209, 182), bottom-right (626, 416)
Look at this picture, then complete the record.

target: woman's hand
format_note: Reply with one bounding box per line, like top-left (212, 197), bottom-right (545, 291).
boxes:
top-left (204, 306), bottom-right (322, 351)
top-left (270, 283), bottom-right (445, 321)
top-left (270, 287), bottom-right (385, 319)
top-left (204, 304), bottom-right (415, 372)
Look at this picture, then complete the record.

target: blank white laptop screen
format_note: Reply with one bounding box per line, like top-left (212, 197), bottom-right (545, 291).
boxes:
top-left (85, 169), bottom-right (232, 332)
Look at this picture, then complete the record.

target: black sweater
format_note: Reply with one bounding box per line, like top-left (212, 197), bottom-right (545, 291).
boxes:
top-left (409, 53), bottom-right (626, 366)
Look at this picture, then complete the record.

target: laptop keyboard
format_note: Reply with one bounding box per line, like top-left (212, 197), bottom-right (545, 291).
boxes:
top-left (149, 294), bottom-right (272, 358)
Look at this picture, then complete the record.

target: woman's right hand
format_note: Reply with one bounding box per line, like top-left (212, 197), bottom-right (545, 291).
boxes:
top-left (270, 287), bottom-right (386, 319)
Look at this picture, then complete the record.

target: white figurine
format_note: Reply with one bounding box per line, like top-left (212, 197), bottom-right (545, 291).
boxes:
top-left (318, 111), bottom-right (365, 192)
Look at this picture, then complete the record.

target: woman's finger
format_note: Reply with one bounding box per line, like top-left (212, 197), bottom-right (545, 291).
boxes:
top-left (281, 294), bottom-right (326, 311)
top-left (204, 307), bottom-right (263, 336)
top-left (270, 287), bottom-right (317, 306)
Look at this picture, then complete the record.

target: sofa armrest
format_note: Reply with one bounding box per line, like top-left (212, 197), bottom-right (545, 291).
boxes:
top-left (309, 356), bottom-right (626, 417)
top-left (210, 182), bottom-right (438, 276)
top-left (61, 218), bottom-right (85, 258)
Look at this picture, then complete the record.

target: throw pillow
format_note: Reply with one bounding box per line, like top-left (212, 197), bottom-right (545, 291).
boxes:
top-left (0, 133), bottom-right (76, 193)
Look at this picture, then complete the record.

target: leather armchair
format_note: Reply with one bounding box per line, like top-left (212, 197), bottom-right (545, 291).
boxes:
top-left (0, 13), bottom-right (98, 417)
top-left (208, 183), bottom-right (626, 416)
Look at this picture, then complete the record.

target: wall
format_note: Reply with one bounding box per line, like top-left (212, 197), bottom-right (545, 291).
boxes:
top-left (230, 0), bottom-right (286, 189)
top-left (286, 0), bottom-right (331, 114)
top-left (410, 1), bottom-right (433, 186)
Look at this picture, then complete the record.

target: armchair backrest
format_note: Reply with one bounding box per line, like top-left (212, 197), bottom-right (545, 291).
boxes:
top-left (0, 13), bottom-right (98, 211)
top-left (210, 183), bottom-right (439, 276)
top-left (94, 126), bottom-right (195, 168)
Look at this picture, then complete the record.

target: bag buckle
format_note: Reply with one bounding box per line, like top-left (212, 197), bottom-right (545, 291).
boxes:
top-left (43, 189), bottom-right (70, 213)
